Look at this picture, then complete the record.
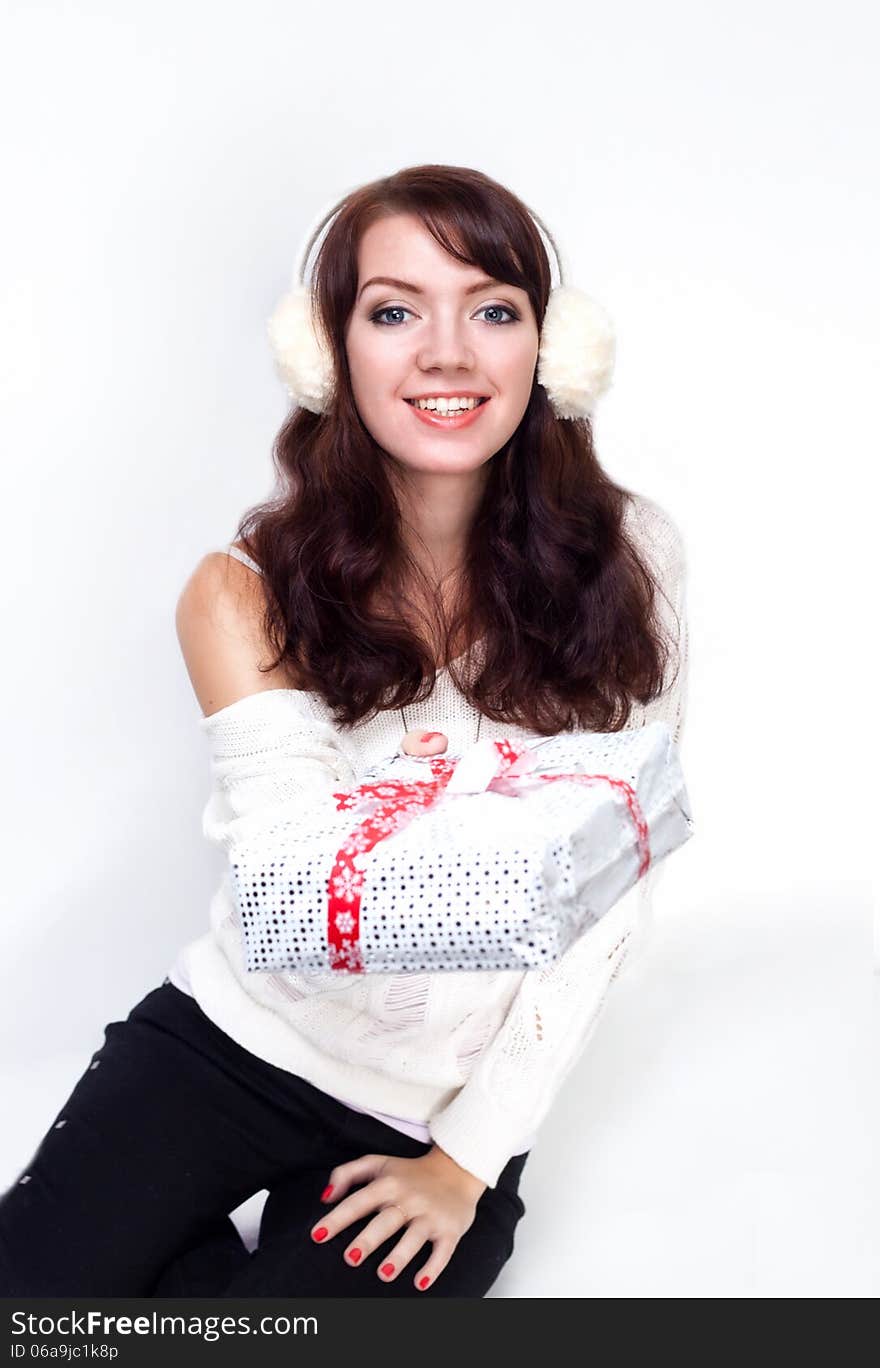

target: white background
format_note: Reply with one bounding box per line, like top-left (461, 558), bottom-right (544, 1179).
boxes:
top-left (1, 0), bottom-right (876, 1296)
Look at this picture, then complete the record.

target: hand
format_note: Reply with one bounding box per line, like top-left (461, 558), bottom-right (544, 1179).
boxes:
top-left (309, 1147), bottom-right (487, 1291)
top-left (401, 728), bottom-right (448, 756)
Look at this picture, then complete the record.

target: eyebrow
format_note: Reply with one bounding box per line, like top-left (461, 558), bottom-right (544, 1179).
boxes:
top-left (356, 275), bottom-right (510, 302)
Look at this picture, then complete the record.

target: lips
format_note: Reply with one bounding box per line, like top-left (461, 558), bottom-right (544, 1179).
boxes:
top-left (403, 397), bottom-right (492, 430)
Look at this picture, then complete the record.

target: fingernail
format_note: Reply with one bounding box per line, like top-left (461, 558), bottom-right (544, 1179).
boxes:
top-left (312, 1227), bottom-right (328, 1242)
top-left (421, 732), bottom-right (442, 741)
top-left (418, 1274), bottom-right (430, 1289)
top-left (347, 1247), bottom-right (362, 1263)
top-left (381, 1262), bottom-right (395, 1277)
top-left (321, 1185), bottom-right (334, 1200)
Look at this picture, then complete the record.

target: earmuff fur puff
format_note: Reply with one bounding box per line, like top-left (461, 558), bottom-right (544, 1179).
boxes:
top-left (536, 285), bottom-right (616, 418)
top-left (267, 284), bottom-right (335, 414)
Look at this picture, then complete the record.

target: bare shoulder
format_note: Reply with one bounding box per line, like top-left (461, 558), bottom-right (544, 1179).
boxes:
top-left (175, 545), bottom-right (298, 716)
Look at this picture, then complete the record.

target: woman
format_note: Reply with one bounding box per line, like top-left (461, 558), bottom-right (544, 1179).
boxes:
top-left (0, 164), bottom-right (687, 1297)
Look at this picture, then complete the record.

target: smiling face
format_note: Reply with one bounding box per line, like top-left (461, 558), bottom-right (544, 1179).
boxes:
top-left (344, 213), bottom-right (540, 481)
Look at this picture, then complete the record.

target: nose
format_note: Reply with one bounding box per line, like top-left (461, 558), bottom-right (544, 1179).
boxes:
top-left (416, 309), bottom-right (476, 375)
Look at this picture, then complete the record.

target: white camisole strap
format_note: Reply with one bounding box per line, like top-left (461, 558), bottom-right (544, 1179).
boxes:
top-left (222, 544), bottom-right (263, 577)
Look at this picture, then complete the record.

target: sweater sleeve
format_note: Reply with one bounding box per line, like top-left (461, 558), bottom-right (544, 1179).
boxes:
top-left (429, 498), bottom-right (690, 1189)
top-left (198, 688), bottom-right (359, 852)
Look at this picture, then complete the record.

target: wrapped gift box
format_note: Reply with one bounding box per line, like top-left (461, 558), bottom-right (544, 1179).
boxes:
top-left (228, 720), bottom-right (694, 976)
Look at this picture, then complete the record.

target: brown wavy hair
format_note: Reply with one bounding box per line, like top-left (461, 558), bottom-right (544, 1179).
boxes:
top-left (234, 163), bottom-right (678, 736)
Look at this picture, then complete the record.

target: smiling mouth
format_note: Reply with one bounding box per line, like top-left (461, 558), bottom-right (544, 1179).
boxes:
top-left (404, 397), bottom-right (490, 409)
top-left (402, 396), bottom-right (492, 429)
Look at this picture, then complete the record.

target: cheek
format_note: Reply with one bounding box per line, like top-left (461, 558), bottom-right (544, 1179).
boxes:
top-left (349, 353), bottom-right (404, 420)
top-left (502, 330), bottom-right (539, 382)
top-left (500, 351), bottom-right (538, 406)
top-left (346, 325), bottom-right (384, 388)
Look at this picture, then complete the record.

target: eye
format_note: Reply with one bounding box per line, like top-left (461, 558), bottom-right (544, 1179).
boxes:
top-left (368, 303), bottom-right (520, 328)
top-left (370, 306), bottom-right (412, 327)
top-left (474, 304), bottom-right (519, 325)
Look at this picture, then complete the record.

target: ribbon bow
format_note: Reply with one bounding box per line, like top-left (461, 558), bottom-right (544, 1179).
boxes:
top-left (327, 737), bottom-right (650, 973)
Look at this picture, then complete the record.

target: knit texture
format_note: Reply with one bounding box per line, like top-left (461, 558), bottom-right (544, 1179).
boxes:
top-left (169, 492), bottom-right (689, 1188)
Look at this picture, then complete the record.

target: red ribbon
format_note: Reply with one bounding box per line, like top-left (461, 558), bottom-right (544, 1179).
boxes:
top-left (327, 738), bottom-right (650, 973)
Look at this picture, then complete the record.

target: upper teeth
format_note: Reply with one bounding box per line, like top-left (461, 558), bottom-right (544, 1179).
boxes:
top-left (407, 396), bottom-right (485, 412)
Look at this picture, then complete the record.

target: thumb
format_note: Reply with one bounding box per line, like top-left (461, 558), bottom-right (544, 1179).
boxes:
top-left (401, 729), bottom-right (448, 755)
top-left (320, 1153), bottom-right (390, 1202)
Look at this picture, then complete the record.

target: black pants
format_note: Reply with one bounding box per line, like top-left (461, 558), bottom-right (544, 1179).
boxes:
top-left (0, 981), bottom-right (529, 1297)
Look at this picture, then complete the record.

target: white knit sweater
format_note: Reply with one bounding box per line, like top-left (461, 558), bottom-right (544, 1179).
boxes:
top-left (168, 492), bottom-right (689, 1189)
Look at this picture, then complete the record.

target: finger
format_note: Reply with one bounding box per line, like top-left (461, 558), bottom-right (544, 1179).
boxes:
top-left (340, 1205), bottom-right (409, 1269)
top-left (312, 1155), bottom-right (388, 1225)
top-left (374, 1219), bottom-right (433, 1283)
top-left (311, 1183), bottom-right (387, 1244)
top-left (413, 1233), bottom-right (458, 1293)
top-left (401, 729), bottom-right (448, 756)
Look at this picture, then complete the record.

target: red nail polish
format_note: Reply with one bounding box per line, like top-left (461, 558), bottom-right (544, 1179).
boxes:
top-left (321, 1185), bottom-right (334, 1201)
top-left (312, 1227), bottom-right (328, 1242)
top-left (418, 1275), bottom-right (430, 1289)
top-left (381, 1262), bottom-right (395, 1277)
top-left (348, 1247), bottom-right (362, 1263)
